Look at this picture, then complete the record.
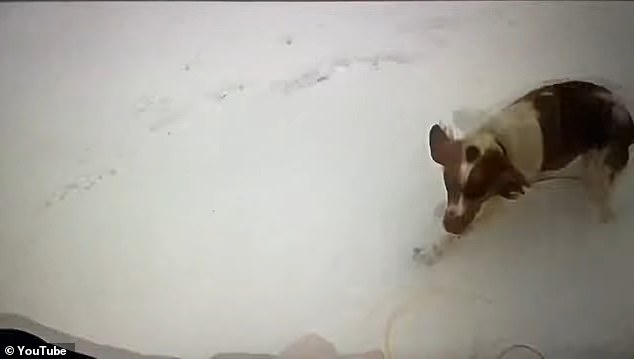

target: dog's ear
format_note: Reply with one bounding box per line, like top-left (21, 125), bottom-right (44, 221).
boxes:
top-left (495, 164), bottom-right (530, 200)
top-left (429, 124), bottom-right (455, 165)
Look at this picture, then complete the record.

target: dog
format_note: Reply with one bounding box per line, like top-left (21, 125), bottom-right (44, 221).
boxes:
top-left (418, 80), bottom-right (634, 262)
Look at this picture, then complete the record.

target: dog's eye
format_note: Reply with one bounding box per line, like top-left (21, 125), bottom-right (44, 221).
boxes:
top-left (465, 145), bottom-right (480, 163)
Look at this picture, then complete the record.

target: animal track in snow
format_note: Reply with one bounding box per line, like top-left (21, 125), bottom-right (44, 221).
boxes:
top-left (208, 83), bottom-right (246, 102)
top-left (134, 96), bottom-right (189, 133)
top-left (44, 168), bottom-right (118, 208)
top-left (272, 53), bottom-right (415, 94)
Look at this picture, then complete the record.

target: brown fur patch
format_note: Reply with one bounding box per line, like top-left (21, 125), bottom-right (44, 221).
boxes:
top-left (462, 148), bottom-right (528, 200)
top-left (517, 81), bottom-right (633, 171)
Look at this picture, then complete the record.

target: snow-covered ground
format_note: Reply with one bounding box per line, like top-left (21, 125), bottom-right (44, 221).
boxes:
top-left (2, 2), bottom-right (634, 358)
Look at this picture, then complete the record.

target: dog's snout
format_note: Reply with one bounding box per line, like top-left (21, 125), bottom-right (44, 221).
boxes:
top-left (443, 214), bottom-right (466, 235)
top-left (445, 207), bottom-right (460, 218)
top-left (442, 204), bottom-right (477, 235)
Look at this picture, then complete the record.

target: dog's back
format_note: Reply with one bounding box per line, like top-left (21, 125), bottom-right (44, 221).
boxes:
top-left (516, 81), bottom-right (634, 172)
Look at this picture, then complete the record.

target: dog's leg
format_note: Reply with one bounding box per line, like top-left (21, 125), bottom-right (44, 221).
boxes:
top-left (582, 144), bottom-right (630, 223)
top-left (582, 149), bottom-right (614, 222)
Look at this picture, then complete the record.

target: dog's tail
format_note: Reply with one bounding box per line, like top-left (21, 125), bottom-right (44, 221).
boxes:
top-left (620, 98), bottom-right (634, 145)
top-left (620, 107), bottom-right (634, 146)
top-left (606, 91), bottom-right (634, 147)
top-left (627, 120), bottom-right (634, 148)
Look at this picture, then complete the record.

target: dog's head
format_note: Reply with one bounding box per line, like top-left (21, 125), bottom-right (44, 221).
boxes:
top-left (429, 124), bottom-right (530, 235)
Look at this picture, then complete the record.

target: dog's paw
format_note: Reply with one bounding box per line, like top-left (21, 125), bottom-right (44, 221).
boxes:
top-left (412, 243), bottom-right (443, 266)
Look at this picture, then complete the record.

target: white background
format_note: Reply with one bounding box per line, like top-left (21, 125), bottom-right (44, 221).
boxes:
top-left (1, 2), bottom-right (634, 358)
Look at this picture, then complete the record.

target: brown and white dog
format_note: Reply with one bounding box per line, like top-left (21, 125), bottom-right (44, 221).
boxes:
top-left (429, 80), bottom-right (634, 239)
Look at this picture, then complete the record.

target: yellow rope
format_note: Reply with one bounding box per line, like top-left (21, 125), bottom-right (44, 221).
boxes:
top-left (496, 344), bottom-right (545, 359)
top-left (381, 285), bottom-right (493, 359)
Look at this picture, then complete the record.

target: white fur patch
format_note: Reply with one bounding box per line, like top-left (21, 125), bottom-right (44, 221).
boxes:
top-left (476, 101), bottom-right (544, 181)
top-left (459, 161), bottom-right (474, 185)
top-left (446, 195), bottom-right (465, 217)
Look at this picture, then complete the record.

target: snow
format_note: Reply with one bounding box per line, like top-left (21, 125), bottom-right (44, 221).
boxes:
top-left (1, 2), bottom-right (634, 358)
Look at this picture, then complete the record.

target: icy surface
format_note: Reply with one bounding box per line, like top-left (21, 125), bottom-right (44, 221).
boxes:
top-left (1, 2), bottom-right (634, 358)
